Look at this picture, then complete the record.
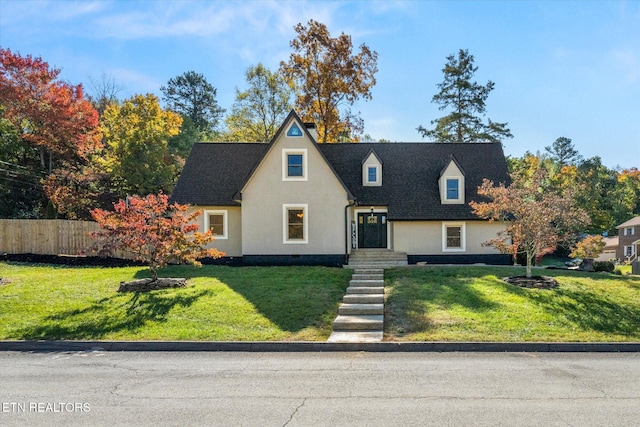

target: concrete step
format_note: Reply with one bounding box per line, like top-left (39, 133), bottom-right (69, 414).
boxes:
top-left (352, 268), bottom-right (385, 275)
top-left (338, 303), bottom-right (384, 315)
top-left (327, 331), bottom-right (384, 343)
top-left (343, 294), bottom-right (384, 304)
top-left (349, 258), bottom-right (407, 268)
top-left (352, 273), bottom-right (384, 281)
top-left (346, 286), bottom-right (384, 295)
top-left (333, 315), bottom-right (383, 331)
top-left (349, 279), bottom-right (384, 287)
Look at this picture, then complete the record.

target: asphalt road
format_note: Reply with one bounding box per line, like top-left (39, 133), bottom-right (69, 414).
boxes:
top-left (1, 351), bottom-right (639, 427)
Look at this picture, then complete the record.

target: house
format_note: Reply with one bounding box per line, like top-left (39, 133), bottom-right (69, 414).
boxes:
top-left (616, 216), bottom-right (640, 263)
top-left (595, 236), bottom-right (619, 262)
top-left (170, 111), bottom-right (512, 266)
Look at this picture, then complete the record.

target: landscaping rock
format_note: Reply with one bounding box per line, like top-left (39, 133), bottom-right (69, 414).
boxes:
top-left (117, 278), bottom-right (188, 293)
top-left (503, 276), bottom-right (558, 289)
top-left (0, 278), bottom-right (10, 286)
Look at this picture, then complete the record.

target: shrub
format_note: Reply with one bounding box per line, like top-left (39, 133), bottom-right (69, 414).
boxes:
top-left (614, 268), bottom-right (623, 276)
top-left (594, 261), bottom-right (615, 273)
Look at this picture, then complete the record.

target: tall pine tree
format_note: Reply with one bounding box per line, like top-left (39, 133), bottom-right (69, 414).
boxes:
top-left (418, 49), bottom-right (512, 143)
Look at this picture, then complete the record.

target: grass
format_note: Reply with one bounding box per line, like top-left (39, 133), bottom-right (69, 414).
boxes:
top-left (0, 262), bottom-right (351, 341)
top-left (2, 261), bottom-right (638, 342)
top-left (385, 266), bottom-right (640, 342)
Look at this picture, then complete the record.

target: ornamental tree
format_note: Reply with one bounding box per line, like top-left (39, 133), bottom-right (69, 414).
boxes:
top-left (470, 166), bottom-right (588, 278)
top-left (90, 193), bottom-right (224, 280)
top-left (570, 234), bottom-right (606, 263)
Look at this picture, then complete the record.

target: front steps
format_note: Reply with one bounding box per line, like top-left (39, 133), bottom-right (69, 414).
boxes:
top-left (328, 250), bottom-right (407, 343)
top-left (328, 267), bottom-right (385, 343)
top-left (345, 249), bottom-right (408, 269)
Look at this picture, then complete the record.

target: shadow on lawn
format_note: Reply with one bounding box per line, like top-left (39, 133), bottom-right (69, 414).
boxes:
top-left (522, 286), bottom-right (640, 336)
top-left (385, 269), bottom-right (501, 335)
top-left (132, 265), bottom-right (349, 333)
top-left (14, 289), bottom-right (211, 340)
top-left (200, 267), bottom-right (350, 333)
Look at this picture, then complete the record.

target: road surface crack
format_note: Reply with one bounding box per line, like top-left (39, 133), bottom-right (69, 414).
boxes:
top-left (283, 397), bottom-right (307, 426)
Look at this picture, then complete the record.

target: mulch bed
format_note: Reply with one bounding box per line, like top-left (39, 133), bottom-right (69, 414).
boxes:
top-left (118, 278), bottom-right (188, 293)
top-left (503, 275), bottom-right (559, 289)
top-left (0, 253), bottom-right (146, 267)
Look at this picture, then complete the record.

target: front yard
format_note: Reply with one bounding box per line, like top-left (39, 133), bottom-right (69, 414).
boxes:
top-left (385, 266), bottom-right (640, 342)
top-left (0, 263), bottom-right (351, 341)
top-left (1, 262), bottom-right (638, 342)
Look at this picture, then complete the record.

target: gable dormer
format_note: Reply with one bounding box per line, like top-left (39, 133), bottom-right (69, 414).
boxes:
top-left (439, 155), bottom-right (465, 204)
top-left (362, 150), bottom-right (382, 187)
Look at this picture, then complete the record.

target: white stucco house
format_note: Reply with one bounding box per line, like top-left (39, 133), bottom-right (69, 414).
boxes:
top-left (170, 111), bottom-right (512, 266)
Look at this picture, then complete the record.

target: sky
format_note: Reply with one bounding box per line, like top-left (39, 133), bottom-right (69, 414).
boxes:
top-left (1, 0), bottom-right (638, 169)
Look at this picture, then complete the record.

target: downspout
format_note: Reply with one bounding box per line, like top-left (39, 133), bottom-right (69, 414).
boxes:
top-left (344, 200), bottom-right (357, 265)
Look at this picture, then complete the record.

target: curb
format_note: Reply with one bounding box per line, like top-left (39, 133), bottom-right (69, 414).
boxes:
top-left (1, 341), bottom-right (640, 353)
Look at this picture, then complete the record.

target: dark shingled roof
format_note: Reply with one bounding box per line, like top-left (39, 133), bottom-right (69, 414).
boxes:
top-left (171, 141), bottom-right (510, 221)
top-left (170, 143), bottom-right (268, 206)
top-left (319, 143), bottom-right (509, 220)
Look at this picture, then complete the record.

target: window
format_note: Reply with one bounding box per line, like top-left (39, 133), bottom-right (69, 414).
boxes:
top-left (287, 123), bottom-right (303, 137)
top-left (624, 227), bottom-right (635, 236)
top-left (288, 154), bottom-right (303, 177)
top-left (283, 204), bottom-right (308, 244)
top-left (282, 149), bottom-right (308, 181)
top-left (204, 210), bottom-right (228, 239)
top-left (446, 178), bottom-right (460, 200)
top-left (362, 151), bottom-right (382, 187)
top-left (367, 166), bottom-right (377, 183)
top-left (625, 246), bottom-right (635, 257)
top-left (442, 222), bottom-right (466, 252)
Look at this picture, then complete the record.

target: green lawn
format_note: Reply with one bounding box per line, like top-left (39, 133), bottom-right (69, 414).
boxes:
top-left (385, 266), bottom-right (640, 342)
top-left (0, 262), bottom-right (351, 341)
top-left (3, 262), bottom-right (639, 342)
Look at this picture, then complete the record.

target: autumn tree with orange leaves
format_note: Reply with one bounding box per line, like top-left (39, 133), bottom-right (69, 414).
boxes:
top-left (470, 166), bottom-right (589, 278)
top-left (280, 20), bottom-right (378, 142)
top-left (90, 193), bottom-right (224, 281)
top-left (0, 48), bottom-right (102, 218)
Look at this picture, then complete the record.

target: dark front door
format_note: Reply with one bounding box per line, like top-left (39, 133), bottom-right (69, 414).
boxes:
top-left (358, 213), bottom-right (388, 248)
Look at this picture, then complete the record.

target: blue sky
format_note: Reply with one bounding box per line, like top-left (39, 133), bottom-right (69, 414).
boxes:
top-left (1, 0), bottom-right (638, 168)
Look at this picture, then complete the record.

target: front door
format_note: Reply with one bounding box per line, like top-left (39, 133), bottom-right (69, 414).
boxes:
top-left (358, 213), bottom-right (388, 248)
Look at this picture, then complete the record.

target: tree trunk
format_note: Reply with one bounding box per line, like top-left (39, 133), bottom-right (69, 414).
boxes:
top-left (526, 251), bottom-right (534, 278)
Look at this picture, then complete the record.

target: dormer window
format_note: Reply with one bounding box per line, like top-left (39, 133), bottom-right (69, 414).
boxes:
top-left (446, 178), bottom-right (460, 200)
top-left (367, 166), bottom-right (378, 183)
top-left (362, 150), bottom-right (382, 187)
top-left (439, 157), bottom-right (465, 204)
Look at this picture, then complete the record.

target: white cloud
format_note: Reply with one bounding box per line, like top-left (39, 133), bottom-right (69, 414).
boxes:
top-left (107, 67), bottom-right (162, 96)
top-left (610, 48), bottom-right (640, 86)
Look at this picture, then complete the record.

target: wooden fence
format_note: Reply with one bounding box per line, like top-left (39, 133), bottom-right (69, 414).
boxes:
top-left (0, 219), bottom-right (100, 256)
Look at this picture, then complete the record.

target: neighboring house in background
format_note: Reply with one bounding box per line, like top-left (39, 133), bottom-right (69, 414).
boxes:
top-left (171, 111), bottom-right (512, 266)
top-left (596, 236), bottom-right (619, 262)
top-left (616, 216), bottom-right (640, 263)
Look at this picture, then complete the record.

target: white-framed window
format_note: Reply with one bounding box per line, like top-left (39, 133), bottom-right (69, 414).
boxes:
top-left (442, 222), bottom-right (466, 252)
top-left (364, 165), bottom-right (382, 186)
top-left (282, 149), bottom-right (308, 181)
top-left (624, 227), bottom-right (635, 236)
top-left (445, 178), bottom-right (461, 201)
top-left (624, 245), bottom-right (635, 257)
top-left (362, 151), bottom-right (382, 187)
top-left (283, 204), bottom-right (308, 244)
top-left (204, 210), bottom-right (228, 240)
